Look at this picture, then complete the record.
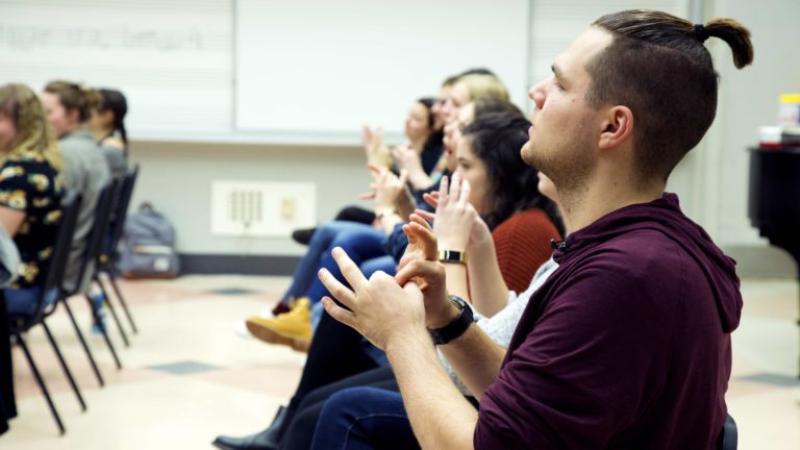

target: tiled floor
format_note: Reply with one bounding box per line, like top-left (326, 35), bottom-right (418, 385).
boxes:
top-left (1, 275), bottom-right (798, 449)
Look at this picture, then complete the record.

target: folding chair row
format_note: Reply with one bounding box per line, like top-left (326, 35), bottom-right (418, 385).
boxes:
top-left (8, 164), bottom-right (140, 435)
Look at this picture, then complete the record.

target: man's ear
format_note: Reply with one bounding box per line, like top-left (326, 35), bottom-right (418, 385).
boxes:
top-left (66, 107), bottom-right (81, 125)
top-left (598, 105), bottom-right (634, 150)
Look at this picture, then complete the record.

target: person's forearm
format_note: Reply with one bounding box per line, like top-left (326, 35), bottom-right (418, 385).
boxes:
top-left (443, 263), bottom-right (470, 302)
top-left (367, 143), bottom-right (393, 169)
top-left (386, 327), bottom-right (477, 450)
top-left (438, 322), bottom-right (506, 399)
top-left (407, 169), bottom-right (433, 191)
top-left (395, 189), bottom-right (416, 220)
top-left (467, 238), bottom-right (509, 317)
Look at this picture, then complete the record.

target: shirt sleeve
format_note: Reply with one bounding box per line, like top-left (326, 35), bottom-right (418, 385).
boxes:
top-left (474, 255), bottom-right (679, 448)
top-left (0, 163), bottom-right (37, 213)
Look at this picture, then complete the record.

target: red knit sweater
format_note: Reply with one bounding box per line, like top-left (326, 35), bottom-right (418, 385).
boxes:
top-left (491, 208), bottom-right (561, 293)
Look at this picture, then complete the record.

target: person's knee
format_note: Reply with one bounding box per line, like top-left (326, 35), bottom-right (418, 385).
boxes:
top-left (323, 388), bottom-right (367, 420)
top-left (323, 387), bottom-right (399, 419)
top-left (312, 221), bottom-right (344, 246)
top-left (360, 256), bottom-right (396, 279)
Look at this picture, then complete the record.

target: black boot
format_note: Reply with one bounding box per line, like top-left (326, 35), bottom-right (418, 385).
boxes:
top-left (213, 406), bottom-right (287, 450)
top-left (291, 228), bottom-right (316, 246)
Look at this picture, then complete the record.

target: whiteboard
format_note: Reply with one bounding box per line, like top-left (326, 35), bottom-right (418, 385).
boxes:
top-left (0, 0), bottom-right (232, 134)
top-left (0, 0), bottom-right (690, 144)
top-left (234, 0), bottom-right (530, 141)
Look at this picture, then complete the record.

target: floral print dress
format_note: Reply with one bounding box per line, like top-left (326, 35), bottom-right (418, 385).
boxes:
top-left (0, 152), bottom-right (63, 289)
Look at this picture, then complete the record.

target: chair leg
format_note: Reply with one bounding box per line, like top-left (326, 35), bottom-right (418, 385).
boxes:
top-left (105, 273), bottom-right (137, 334)
top-left (40, 319), bottom-right (87, 412)
top-left (85, 294), bottom-right (123, 370)
top-left (94, 278), bottom-right (129, 348)
top-left (62, 299), bottom-right (105, 387)
top-left (13, 332), bottom-right (66, 435)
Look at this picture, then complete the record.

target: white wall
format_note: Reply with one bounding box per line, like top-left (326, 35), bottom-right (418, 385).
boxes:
top-left (128, 0), bottom-right (799, 276)
top-left (128, 141), bottom-right (370, 257)
top-left (661, 0), bottom-right (800, 275)
top-left (706, 0), bottom-right (800, 245)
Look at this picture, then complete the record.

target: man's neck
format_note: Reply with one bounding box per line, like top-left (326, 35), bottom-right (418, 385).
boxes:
top-left (559, 175), bottom-right (665, 235)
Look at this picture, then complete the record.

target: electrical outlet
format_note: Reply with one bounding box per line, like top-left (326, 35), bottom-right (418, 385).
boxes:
top-left (211, 180), bottom-right (315, 236)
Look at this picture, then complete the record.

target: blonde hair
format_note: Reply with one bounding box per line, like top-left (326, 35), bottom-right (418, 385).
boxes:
top-left (456, 74), bottom-right (510, 102)
top-left (0, 83), bottom-right (63, 171)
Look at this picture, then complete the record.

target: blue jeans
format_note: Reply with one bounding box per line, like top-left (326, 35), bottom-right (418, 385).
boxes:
top-left (310, 255), bottom-right (397, 331)
top-left (282, 221), bottom-right (378, 303)
top-left (4, 287), bottom-right (58, 316)
top-left (303, 226), bottom-right (389, 304)
top-left (310, 387), bottom-right (418, 450)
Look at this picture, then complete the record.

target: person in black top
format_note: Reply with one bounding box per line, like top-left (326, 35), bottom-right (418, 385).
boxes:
top-left (0, 83), bottom-right (64, 435)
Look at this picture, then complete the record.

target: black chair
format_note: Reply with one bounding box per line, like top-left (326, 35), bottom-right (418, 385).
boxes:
top-left (59, 179), bottom-right (122, 384)
top-left (7, 190), bottom-right (83, 435)
top-left (94, 165), bottom-right (139, 345)
top-left (718, 413), bottom-right (737, 450)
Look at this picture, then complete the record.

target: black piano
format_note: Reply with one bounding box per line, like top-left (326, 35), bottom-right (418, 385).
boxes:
top-left (748, 146), bottom-right (800, 378)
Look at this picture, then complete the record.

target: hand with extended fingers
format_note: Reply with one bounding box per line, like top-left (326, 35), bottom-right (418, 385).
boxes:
top-left (319, 220), bottom-right (456, 349)
top-left (318, 247), bottom-right (428, 351)
top-left (397, 213), bottom-right (438, 274)
top-left (362, 125), bottom-right (391, 168)
top-left (418, 172), bottom-right (482, 252)
top-left (391, 144), bottom-right (425, 175)
top-left (394, 215), bottom-right (454, 328)
top-left (360, 164), bottom-right (411, 213)
top-left (415, 175), bottom-right (492, 252)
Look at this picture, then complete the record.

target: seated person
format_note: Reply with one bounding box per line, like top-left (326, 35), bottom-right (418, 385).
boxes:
top-left (243, 96), bottom-right (439, 349)
top-left (0, 83), bottom-right (64, 316)
top-left (89, 87), bottom-right (129, 178)
top-left (309, 174), bottom-right (562, 449)
top-left (245, 81), bottom-right (525, 350)
top-left (213, 111), bottom-right (562, 450)
top-left (0, 83), bottom-right (64, 435)
top-left (315, 11), bottom-right (751, 449)
top-left (41, 81), bottom-right (111, 300)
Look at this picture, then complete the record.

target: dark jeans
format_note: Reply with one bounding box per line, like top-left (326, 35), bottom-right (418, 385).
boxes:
top-left (307, 387), bottom-right (479, 450)
top-left (310, 387), bottom-right (417, 450)
top-left (281, 220), bottom-right (389, 306)
top-left (273, 310), bottom-right (382, 445)
top-left (303, 226), bottom-right (388, 304)
top-left (279, 366), bottom-right (397, 450)
top-left (281, 221), bottom-right (374, 303)
top-left (0, 293), bottom-right (16, 435)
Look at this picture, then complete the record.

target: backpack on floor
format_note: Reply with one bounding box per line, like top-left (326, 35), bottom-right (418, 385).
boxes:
top-left (117, 202), bottom-right (180, 279)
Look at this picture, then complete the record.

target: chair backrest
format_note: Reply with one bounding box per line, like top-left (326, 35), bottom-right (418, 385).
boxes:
top-left (12, 189), bottom-right (83, 328)
top-left (63, 178), bottom-right (118, 297)
top-left (102, 164), bottom-right (139, 264)
top-left (717, 413), bottom-right (737, 450)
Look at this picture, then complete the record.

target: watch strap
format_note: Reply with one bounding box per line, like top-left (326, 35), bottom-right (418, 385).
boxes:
top-left (428, 295), bottom-right (474, 345)
top-left (437, 249), bottom-right (466, 264)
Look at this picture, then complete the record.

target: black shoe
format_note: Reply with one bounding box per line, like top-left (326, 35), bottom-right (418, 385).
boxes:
top-left (291, 227), bottom-right (316, 246)
top-left (213, 406), bottom-right (287, 450)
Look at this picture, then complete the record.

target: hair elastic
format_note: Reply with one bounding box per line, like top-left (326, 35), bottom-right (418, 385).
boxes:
top-left (693, 24), bottom-right (710, 43)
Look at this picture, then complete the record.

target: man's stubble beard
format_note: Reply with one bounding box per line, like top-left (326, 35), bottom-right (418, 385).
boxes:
top-left (522, 137), bottom-right (595, 195)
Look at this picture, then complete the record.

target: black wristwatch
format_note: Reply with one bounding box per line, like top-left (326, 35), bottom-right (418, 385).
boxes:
top-left (428, 295), bottom-right (474, 345)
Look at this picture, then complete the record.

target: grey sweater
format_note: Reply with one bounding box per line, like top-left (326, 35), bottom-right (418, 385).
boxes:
top-left (59, 128), bottom-right (111, 293)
